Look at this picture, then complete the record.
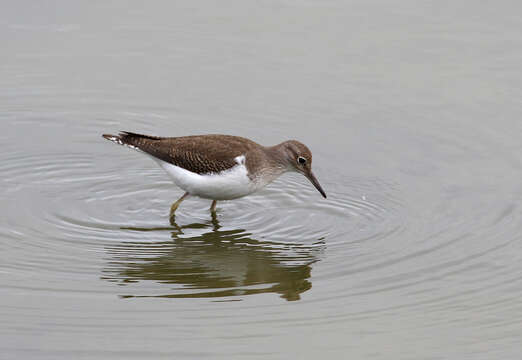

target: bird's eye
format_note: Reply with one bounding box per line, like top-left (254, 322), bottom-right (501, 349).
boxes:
top-left (297, 156), bottom-right (306, 165)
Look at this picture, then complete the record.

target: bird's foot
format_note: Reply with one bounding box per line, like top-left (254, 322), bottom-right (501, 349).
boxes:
top-left (169, 192), bottom-right (190, 224)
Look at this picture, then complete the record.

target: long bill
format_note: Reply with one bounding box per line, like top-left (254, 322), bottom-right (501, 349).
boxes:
top-left (306, 171), bottom-right (327, 199)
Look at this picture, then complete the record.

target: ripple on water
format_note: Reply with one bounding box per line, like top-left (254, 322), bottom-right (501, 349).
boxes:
top-left (1, 150), bottom-right (407, 302)
top-left (93, 173), bottom-right (405, 301)
top-left (16, 146), bottom-right (519, 317)
top-left (3, 138), bottom-right (522, 342)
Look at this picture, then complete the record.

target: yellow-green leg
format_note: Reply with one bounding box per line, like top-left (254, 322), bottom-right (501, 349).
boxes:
top-left (210, 200), bottom-right (217, 213)
top-left (170, 192), bottom-right (190, 221)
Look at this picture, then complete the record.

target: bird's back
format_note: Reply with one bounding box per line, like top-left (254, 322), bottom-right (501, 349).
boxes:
top-left (103, 132), bottom-right (262, 175)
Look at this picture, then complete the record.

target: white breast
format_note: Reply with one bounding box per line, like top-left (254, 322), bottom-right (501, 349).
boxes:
top-left (152, 155), bottom-right (259, 200)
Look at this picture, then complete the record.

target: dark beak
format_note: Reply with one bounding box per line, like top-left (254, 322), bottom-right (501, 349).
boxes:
top-left (306, 171), bottom-right (327, 199)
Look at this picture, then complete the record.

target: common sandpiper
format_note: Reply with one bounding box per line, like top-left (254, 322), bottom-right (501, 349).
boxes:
top-left (102, 132), bottom-right (326, 221)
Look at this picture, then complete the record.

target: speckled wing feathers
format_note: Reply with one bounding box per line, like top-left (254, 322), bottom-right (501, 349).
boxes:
top-left (104, 132), bottom-right (260, 175)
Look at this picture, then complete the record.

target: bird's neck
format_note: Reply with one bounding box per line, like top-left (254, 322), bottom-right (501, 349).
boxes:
top-left (265, 143), bottom-right (292, 171)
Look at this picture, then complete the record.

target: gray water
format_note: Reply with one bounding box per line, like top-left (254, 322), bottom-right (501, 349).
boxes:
top-left (2, 1), bottom-right (522, 359)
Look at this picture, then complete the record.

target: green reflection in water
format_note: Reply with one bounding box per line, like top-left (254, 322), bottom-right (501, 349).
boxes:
top-left (102, 215), bottom-right (324, 301)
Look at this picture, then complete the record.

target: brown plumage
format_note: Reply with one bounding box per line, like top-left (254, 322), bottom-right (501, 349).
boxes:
top-left (102, 132), bottom-right (263, 175)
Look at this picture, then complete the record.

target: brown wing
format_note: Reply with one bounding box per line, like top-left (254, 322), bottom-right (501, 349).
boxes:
top-left (103, 131), bottom-right (259, 174)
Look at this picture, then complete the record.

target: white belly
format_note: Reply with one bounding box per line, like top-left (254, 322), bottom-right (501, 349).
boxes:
top-left (152, 156), bottom-right (258, 200)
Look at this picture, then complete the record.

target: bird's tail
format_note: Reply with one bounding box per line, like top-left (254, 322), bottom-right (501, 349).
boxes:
top-left (102, 131), bottom-right (162, 149)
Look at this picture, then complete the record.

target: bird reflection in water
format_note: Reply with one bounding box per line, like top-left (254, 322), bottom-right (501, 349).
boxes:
top-left (101, 213), bottom-right (323, 301)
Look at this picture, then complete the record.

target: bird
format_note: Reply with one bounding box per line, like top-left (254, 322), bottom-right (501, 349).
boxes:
top-left (102, 132), bottom-right (326, 221)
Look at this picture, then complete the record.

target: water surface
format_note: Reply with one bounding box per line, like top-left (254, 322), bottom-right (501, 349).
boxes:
top-left (2, 1), bottom-right (522, 359)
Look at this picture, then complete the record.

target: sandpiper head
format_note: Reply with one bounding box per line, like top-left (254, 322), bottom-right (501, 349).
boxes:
top-left (281, 140), bottom-right (327, 199)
